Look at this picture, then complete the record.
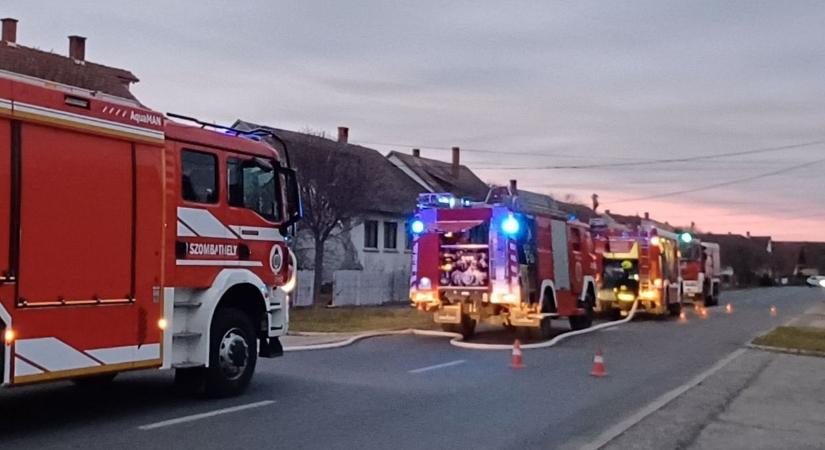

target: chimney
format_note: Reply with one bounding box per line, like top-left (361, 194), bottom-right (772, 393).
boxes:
top-left (412, 148), bottom-right (420, 157)
top-left (644, 212), bottom-right (650, 220)
top-left (509, 179), bottom-right (518, 195)
top-left (2, 18), bottom-right (17, 44)
top-left (69, 35), bottom-right (86, 61)
top-left (746, 231), bottom-right (751, 238)
top-left (336, 126), bottom-right (348, 144)
top-left (690, 221), bottom-right (695, 231)
top-left (451, 146), bottom-right (460, 177)
top-left (605, 209), bottom-right (611, 215)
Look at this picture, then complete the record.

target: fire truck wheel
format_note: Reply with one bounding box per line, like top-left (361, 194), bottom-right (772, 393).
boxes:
top-left (205, 308), bottom-right (258, 398)
top-left (569, 308), bottom-right (594, 330)
top-left (72, 373), bottom-right (117, 387)
top-left (667, 301), bottom-right (682, 317)
top-left (537, 317), bottom-right (553, 339)
top-left (441, 315), bottom-right (476, 339)
top-left (569, 294), bottom-right (595, 330)
top-left (704, 284), bottom-right (718, 307)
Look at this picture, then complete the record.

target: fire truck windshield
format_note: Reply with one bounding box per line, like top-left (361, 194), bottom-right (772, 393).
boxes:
top-left (228, 157), bottom-right (282, 222)
top-left (602, 259), bottom-right (639, 290)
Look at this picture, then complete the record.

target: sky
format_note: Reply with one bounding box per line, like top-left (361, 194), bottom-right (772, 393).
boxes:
top-left (6, 1), bottom-right (825, 240)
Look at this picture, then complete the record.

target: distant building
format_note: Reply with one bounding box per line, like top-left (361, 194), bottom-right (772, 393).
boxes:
top-left (771, 241), bottom-right (825, 280)
top-left (698, 232), bottom-right (774, 286)
top-left (0, 18), bottom-right (140, 102)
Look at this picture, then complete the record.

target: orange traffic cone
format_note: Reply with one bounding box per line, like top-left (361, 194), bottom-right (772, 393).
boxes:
top-left (679, 311), bottom-right (687, 322)
top-left (590, 348), bottom-right (607, 377)
top-left (770, 306), bottom-right (778, 317)
top-left (510, 340), bottom-right (525, 369)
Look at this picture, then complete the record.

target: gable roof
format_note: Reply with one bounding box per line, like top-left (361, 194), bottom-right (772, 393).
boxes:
top-left (771, 241), bottom-right (825, 275)
top-left (0, 42), bottom-right (139, 101)
top-left (387, 151), bottom-right (489, 201)
top-left (234, 120), bottom-right (424, 215)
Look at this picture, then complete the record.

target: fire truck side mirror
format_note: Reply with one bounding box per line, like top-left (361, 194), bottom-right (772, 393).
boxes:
top-left (278, 166), bottom-right (302, 235)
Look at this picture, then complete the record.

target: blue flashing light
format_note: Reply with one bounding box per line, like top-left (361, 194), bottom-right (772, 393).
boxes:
top-left (411, 219), bottom-right (425, 234)
top-left (501, 214), bottom-right (520, 236)
top-left (679, 232), bottom-right (693, 244)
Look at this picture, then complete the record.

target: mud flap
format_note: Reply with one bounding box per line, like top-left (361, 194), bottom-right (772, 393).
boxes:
top-left (434, 305), bottom-right (461, 324)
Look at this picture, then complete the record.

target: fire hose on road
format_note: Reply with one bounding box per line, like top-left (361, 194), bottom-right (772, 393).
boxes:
top-left (284, 300), bottom-right (639, 352)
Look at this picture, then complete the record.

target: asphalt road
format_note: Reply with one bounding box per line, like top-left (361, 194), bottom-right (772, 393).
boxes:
top-left (1, 287), bottom-right (822, 450)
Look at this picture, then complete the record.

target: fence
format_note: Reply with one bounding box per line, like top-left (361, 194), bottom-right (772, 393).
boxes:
top-left (291, 269), bottom-right (410, 306)
top-left (332, 270), bottom-right (410, 306)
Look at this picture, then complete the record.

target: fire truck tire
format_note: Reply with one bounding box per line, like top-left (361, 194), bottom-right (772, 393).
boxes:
top-left (72, 373), bottom-right (117, 386)
top-left (569, 305), bottom-right (594, 330)
top-left (204, 307), bottom-right (258, 398)
top-left (667, 301), bottom-right (682, 317)
top-left (441, 315), bottom-right (476, 339)
top-left (704, 283), bottom-right (718, 307)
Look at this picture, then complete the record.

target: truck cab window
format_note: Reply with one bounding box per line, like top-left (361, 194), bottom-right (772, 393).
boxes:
top-left (182, 150), bottom-right (218, 203)
top-left (228, 157), bottom-right (281, 222)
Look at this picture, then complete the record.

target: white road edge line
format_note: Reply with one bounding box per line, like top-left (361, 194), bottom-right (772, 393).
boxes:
top-left (580, 348), bottom-right (747, 450)
top-left (409, 359), bottom-right (466, 374)
top-left (138, 400), bottom-right (275, 430)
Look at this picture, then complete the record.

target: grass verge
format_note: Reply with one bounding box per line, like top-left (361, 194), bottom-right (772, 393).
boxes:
top-left (290, 305), bottom-right (438, 332)
top-left (752, 326), bottom-right (825, 354)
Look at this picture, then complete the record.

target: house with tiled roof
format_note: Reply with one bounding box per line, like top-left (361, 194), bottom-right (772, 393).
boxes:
top-left (771, 241), bottom-right (825, 280)
top-left (387, 148), bottom-right (489, 201)
top-left (0, 18), bottom-right (140, 103)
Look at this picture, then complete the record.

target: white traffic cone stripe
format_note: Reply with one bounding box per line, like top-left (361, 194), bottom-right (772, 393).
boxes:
top-left (594, 355), bottom-right (604, 364)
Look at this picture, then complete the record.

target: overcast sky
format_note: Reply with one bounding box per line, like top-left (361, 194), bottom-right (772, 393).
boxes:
top-left (7, 1), bottom-right (824, 240)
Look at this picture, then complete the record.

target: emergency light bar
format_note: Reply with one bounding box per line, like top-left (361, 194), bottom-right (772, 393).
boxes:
top-left (417, 193), bottom-right (473, 209)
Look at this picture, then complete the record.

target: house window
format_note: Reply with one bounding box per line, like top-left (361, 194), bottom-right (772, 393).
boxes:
top-left (364, 220), bottom-right (378, 249)
top-left (384, 221), bottom-right (398, 249)
top-left (181, 150), bottom-right (218, 203)
top-left (405, 230), bottom-right (413, 250)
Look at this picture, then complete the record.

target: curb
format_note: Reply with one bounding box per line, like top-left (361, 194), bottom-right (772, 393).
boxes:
top-left (284, 301), bottom-right (640, 352)
top-left (746, 342), bottom-right (825, 358)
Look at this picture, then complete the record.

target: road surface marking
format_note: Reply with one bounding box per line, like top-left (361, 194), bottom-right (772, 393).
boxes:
top-left (409, 359), bottom-right (466, 374)
top-left (138, 400), bottom-right (275, 430)
top-left (581, 348), bottom-right (746, 450)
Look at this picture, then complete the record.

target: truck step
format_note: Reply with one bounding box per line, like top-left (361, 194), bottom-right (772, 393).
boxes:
top-left (172, 361), bottom-right (204, 369)
top-left (173, 331), bottom-right (202, 339)
top-left (173, 301), bottom-right (202, 308)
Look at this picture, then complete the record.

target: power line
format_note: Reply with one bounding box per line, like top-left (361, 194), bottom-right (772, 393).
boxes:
top-left (609, 157), bottom-right (825, 204)
top-left (492, 140), bottom-right (825, 170)
top-left (357, 138), bottom-right (825, 169)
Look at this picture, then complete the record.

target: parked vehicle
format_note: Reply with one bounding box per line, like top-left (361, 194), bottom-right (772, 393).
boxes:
top-left (0, 71), bottom-right (301, 396)
top-left (807, 275), bottom-right (825, 288)
top-left (409, 182), bottom-right (599, 339)
top-left (679, 234), bottom-right (722, 306)
top-left (591, 218), bottom-right (683, 318)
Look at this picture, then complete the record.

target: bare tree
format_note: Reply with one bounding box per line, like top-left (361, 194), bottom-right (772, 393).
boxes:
top-left (291, 133), bottom-right (368, 305)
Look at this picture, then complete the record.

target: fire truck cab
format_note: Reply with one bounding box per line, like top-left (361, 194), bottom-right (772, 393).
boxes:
top-left (0, 71), bottom-right (301, 396)
top-left (592, 218), bottom-right (683, 318)
top-left (679, 234), bottom-right (722, 306)
top-left (409, 185), bottom-right (598, 339)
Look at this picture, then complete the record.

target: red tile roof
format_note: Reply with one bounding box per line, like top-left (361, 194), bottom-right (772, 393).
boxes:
top-left (0, 41), bottom-right (139, 101)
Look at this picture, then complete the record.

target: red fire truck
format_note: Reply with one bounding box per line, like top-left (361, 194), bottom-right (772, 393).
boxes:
top-left (0, 71), bottom-right (301, 396)
top-left (409, 184), bottom-right (598, 339)
top-left (591, 217), bottom-right (683, 318)
top-left (678, 233), bottom-right (722, 306)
